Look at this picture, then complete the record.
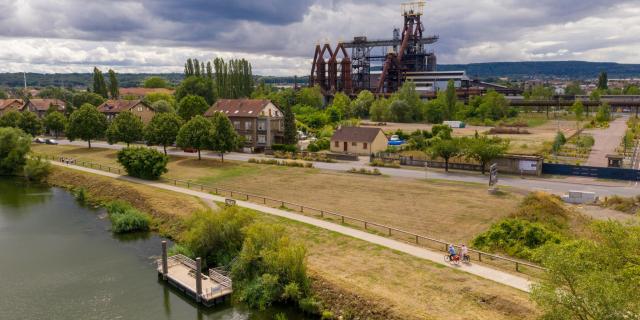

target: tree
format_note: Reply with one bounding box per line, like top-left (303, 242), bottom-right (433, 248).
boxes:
top-left (0, 88), bottom-right (7, 99)
top-left (552, 132), bottom-right (567, 155)
top-left (597, 71), bottom-right (608, 90)
top-left (43, 111), bottom-right (67, 138)
top-left (107, 69), bottom-right (119, 99)
top-left (394, 81), bottom-right (422, 121)
top-left (176, 115), bottom-right (213, 160)
top-left (72, 92), bottom-right (105, 109)
top-left (429, 138), bottom-right (461, 172)
top-left (444, 79), bottom-right (458, 120)
top-left (0, 127), bottom-right (31, 175)
top-left (151, 100), bottom-right (174, 113)
top-left (18, 111), bottom-right (43, 136)
top-left (282, 104), bottom-right (297, 145)
top-left (92, 67), bottom-right (108, 99)
top-left (117, 147), bottom-right (168, 180)
top-left (330, 92), bottom-right (351, 118)
top-left (526, 85), bottom-right (554, 100)
top-left (66, 104), bottom-right (108, 148)
top-left (623, 84), bottom-right (640, 95)
top-left (531, 221), bottom-right (640, 319)
top-left (296, 86), bottom-right (323, 109)
top-left (423, 92), bottom-right (446, 124)
top-left (145, 113), bottom-right (184, 155)
top-left (351, 90), bottom-right (374, 118)
top-left (596, 103), bottom-right (611, 123)
top-left (175, 76), bottom-right (215, 105)
top-left (177, 95), bottom-right (210, 121)
top-left (571, 101), bottom-right (584, 129)
top-left (143, 76), bottom-right (169, 88)
top-left (369, 98), bottom-right (391, 122)
top-left (465, 137), bottom-right (508, 174)
top-left (213, 58), bottom-right (254, 99)
top-left (565, 81), bottom-right (584, 96)
top-left (106, 111), bottom-right (144, 147)
top-left (144, 92), bottom-right (176, 109)
top-left (389, 100), bottom-right (412, 123)
top-left (209, 112), bottom-right (238, 162)
top-left (0, 111), bottom-right (23, 128)
top-left (623, 130), bottom-right (635, 154)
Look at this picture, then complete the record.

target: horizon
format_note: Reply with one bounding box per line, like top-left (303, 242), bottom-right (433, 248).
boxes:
top-left (1, 0), bottom-right (639, 75)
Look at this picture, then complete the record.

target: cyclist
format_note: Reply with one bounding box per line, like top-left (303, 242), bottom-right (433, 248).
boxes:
top-left (448, 244), bottom-right (457, 261)
top-left (460, 244), bottom-right (469, 262)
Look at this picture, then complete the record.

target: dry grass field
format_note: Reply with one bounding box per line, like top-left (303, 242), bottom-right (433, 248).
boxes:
top-left (33, 144), bottom-right (522, 244)
top-left (48, 166), bottom-right (538, 320)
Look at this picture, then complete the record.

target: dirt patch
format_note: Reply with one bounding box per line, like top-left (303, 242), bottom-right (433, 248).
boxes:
top-left (47, 167), bottom-right (207, 237)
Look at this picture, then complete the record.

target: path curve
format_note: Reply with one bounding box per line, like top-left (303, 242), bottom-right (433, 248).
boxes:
top-left (51, 161), bottom-right (533, 292)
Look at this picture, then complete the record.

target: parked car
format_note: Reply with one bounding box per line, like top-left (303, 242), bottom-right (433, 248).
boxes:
top-left (182, 147), bottom-right (197, 153)
top-left (297, 130), bottom-right (308, 140)
top-left (388, 135), bottom-right (405, 146)
top-left (33, 137), bottom-right (46, 144)
top-left (45, 139), bottom-right (59, 145)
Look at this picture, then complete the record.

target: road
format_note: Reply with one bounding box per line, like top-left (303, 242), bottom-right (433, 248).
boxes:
top-left (55, 139), bottom-right (640, 197)
top-left (51, 161), bottom-right (533, 292)
top-left (585, 116), bottom-right (629, 167)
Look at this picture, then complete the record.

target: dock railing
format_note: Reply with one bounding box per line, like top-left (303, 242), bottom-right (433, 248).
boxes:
top-left (40, 153), bottom-right (546, 274)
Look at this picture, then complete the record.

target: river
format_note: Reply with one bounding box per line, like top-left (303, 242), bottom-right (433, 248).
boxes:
top-left (0, 178), bottom-right (306, 320)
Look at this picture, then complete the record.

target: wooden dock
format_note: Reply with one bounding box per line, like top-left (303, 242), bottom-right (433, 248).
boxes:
top-left (157, 241), bottom-right (232, 307)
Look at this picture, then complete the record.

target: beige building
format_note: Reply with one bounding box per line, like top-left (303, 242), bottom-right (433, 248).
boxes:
top-left (0, 99), bottom-right (24, 116)
top-left (204, 99), bottom-right (284, 152)
top-left (23, 99), bottom-right (66, 118)
top-left (330, 127), bottom-right (388, 155)
top-left (97, 100), bottom-right (155, 124)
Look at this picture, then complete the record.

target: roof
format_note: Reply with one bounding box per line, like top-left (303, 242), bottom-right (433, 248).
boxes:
top-left (205, 99), bottom-right (277, 118)
top-left (0, 99), bottom-right (23, 110)
top-left (97, 100), bottom-right (149, 113)
top-left (331, 126), bottom-right (386, 143)
top-left (119, 87), bottom-right (174, 96)
top-left (28, 99), bottom-right (65, 111)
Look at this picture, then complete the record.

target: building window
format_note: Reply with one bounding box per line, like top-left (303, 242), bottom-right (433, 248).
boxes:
top-left (352, 142), bottom-right (357, 146)
top-left (363, 142), bottom-right (368, 149)
top-left (245, 134), bottom-right (252, 142)
top-left (257, 135), bottom-right (266, 144)
top-left (233, 121), bottom-right (240, 129)
top-left (245, 121), bottom-right (252, 130)
top-left (334, 141), bottom-right (339, 147)
top-left (257, 120), bottom-right (266, 131)
top-left (137, 106), bottom-right (143, 112)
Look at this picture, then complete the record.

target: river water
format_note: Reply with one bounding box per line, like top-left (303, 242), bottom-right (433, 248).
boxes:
top-left (0, 178), bottom-right (306, 320)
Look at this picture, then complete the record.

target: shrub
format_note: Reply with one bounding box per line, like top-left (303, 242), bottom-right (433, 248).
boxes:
top-left (321, 310), bottom-right (335, 320)
top-left (512, 192), bottom-right (571, 231)
top-left (601, 195), bottom-right (640, 214)
top-left (117, 147), bottom-right (168, 180)
top-left (298, 296), bottom-right (322, 315)
top-left (23, 156), bottom-right (51, 182)
top-left (272, 144), bottom-right (298, 153)
top-left (0, 127), bottom-right (31, 175)
top-left (347, 167), bottom-right (382, 175)
top-left (105, 201), bottom-right (151, 233)
top-left (370, 159), bottom-right (400, 168)
top-left (248, 158), bottom-right (313, 168)
top-left (73, 187), bottom-right (88, 203)
top-left (472, 218), bottom-right (562, 261)
top-left (488, 127), bottom-right (530, 134)
top-left (307, 138), bottom-right (330, 152)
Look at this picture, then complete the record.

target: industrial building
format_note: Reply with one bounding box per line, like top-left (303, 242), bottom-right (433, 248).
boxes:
top-left (310, 1), bottom-right (470, 96)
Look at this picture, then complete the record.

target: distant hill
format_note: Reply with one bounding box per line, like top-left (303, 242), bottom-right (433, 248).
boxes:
top-left (438, 61), bottom-right (640, 80)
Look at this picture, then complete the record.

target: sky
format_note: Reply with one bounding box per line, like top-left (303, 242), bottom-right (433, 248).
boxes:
top-left (0, 0), bottom-right (639, 76)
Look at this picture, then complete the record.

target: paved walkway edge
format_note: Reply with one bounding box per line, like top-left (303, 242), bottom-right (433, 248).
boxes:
top-left (51, 161), bottom-right (533, 292)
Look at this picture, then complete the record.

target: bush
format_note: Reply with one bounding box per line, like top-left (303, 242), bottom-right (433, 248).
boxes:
top-left (347, 167), bottom-right (381, 175)
top-left (0, 127), bottom-right (31, 175)
top-left (248, 158), bottom-right (313, 168)
top-left (307, 138), bottom-right (330, 152)
top-left (117, 147), bottom-right (168, 180)
top-left (370, 159), bottom-right (400, 168)
top-left (472, 218), bottom-right (562, 261)
top-left (298, 296), bottom-right (322, 315)
top-left (105, 201), bottom-right (151, 233)
top-left (183, 207), bottom-right (256, 267)
top-left (488, 127), bottom-right (530, 134)
top-left (73, 187), bottom-right (87, 203)
top-left (272, 144), bottom-right (298, 153)
top-left (23, 156), bottom-right (51, 182)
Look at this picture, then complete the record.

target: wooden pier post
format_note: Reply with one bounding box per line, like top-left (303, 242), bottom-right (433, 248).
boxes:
top-left (196, 257), bottom-right (203, 303)
top-left (161, 241), bottom-right (168, 280)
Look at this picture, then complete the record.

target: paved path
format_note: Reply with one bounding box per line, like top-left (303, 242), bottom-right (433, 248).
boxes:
top-left (55, 139), bottom-right (640, 197)
top-left (585, 116), bottom-right (629, 167)
top-left (51, 161), bottom-right (533, 292)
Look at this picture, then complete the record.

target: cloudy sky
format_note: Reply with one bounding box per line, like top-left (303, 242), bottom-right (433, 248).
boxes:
top-left (1, 0), bottom-right (639, 75)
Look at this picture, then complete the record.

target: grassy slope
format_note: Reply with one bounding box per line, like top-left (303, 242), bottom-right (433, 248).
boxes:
top-left (48, 166), bottom-right (538, 320)
top-left (33, 144), bottom-right (522, 244)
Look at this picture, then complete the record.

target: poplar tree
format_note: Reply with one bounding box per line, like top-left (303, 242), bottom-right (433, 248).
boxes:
top-left (108, 69), bottom-right (119, 99)
top-left (92, 67), bottom-right (108, 99)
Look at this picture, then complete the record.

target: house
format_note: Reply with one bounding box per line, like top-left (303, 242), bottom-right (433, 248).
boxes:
top-left (97, 100), bottom-right (155, 123)
top-left (119, 87), bottom-right (175, 99)
top-left (0, 99), bottom-right (24, 116)
top-left (330, 126), bottom-right (388, 155)
top-left (23, 99), bottom-right (66, 118)
top-left (204, 99), bottom-right (284, 152)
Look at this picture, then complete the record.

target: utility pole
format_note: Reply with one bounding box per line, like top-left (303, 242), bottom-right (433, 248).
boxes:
top-left (23, 72), bottom-right (27, 89)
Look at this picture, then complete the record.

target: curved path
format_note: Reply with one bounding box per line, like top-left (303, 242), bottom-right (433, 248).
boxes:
top-left (51, 161), bottom-right (533, 292)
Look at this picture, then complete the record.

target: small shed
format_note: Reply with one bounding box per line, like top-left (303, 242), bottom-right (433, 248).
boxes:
top-left (606, 154), bottom-right (624, 168)
top-left (330, 126), bottom-right (388, 155)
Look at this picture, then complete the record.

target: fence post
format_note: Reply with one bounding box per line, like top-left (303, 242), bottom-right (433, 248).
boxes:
top-left (515, 262), bottom-right (519, 272)
top-left (200, 185), bottom-right (203, 191)
top-left (300, 206), bottom-right (303, 212)
top-left (173, 179), bottom-right (176, 186)
top-left (478, 252), bottom-right (482, 262)
top-left (364, 222), bottom-right (367, 230)
top-left (320, 210), bottom-right (324, 218)
top-left (246, 194), bottom-right (249, 201)
top-left (263, 198), bottom-right (266, 204)
top-left (444, 244), bottom-right (448, 251)
top-left (415, 235), bottom-right (419, 244)
top-left (281, 201), bottom-right (285, 207)
top-left (341, 216), bottom-right (345, 224)
top-left (187, 182), bottom-right (190, 189)
top-left (388, 228), bottom-right (391, 236)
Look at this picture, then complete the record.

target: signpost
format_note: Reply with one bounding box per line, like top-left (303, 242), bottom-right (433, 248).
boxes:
top-left (488, 163), bottom-right (499, 194)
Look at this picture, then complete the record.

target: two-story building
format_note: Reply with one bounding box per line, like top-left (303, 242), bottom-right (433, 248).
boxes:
top-left (23, 99), bottom-right (66, 118)
top-left (204, 99), bottom-right (284, 152)
top-left (0, 99), bottom-right (24, 116)
top-left (97, 100), bottom-right (155, 123)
